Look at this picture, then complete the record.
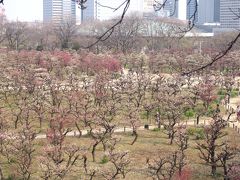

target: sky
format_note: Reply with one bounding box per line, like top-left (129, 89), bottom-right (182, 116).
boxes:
top-left (2, 0), bottom-right (43, 22)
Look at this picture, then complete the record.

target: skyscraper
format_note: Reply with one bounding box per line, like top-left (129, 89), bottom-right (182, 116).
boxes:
top-left (163, 0), bottom-right (194, 21)
top-left (162, 0), bottom-right (178, 18)
top-left (214, 0), bottom-right (220, 22)
top-left (198, 0), bottom-right (220, 24)
top-left (81, 0), bottom-right (95, 21)
top-left (187, 0), bottom-right (198, 22)
top-left (43, 0), bottom-right (76, 24)
top-left (81, 0), bottom-right (156, 22)
top-left (220, 0), bottom-right (240, 28)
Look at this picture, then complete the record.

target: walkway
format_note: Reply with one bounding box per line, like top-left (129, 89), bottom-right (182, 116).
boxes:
top-left (33, 96), bottom-right (239, 139)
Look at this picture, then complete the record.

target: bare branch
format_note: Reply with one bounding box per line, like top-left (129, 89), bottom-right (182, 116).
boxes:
top-left (81, 0), bottom-right (130, 49)
top-left (182, 32), bottom-right (240, 75)
top-left (96, 0), bottom-right (128, 12)
top-left (229, 8), bottom-right (240, 20)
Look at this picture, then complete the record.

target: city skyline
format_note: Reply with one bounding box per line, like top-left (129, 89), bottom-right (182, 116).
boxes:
top-left (1, 0), bottom-right (240, 30)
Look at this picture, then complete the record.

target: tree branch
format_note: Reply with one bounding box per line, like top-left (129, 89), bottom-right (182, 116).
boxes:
top-left (182, 32), bottom-right (240, 75)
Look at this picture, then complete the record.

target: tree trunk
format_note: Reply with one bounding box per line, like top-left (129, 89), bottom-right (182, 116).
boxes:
top-left (0, 167), bottom-right (3, 180)
top-left (14, 117), bottom-right (19, 129)
top-left (196, 115), bottom-right (200, 125)
top-left (92, 142), bottom-right (98, 162)
top-left (223, 164), bottom-right (229, 180)
top-left (75, 122), bottom-right (82, 138)
top-left (158, 120), bottom-right (161, 129)
top-left (102, 141), bottom-right (106, 152)
top-left (211, 164), bottom-right (217, 176)
top-left (39, 115), bottom-right (43, 129)
top-left (170, 133), bottom-right (174, 145)
top-left (131, 130), bottom-right (138, 145)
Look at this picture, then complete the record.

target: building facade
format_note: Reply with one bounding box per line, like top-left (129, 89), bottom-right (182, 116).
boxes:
top-left (163, 0), bottom-right (196, 21)
top-left (187, 0), bottom-right (198, 22)
top-left (220, 0), bottom-right (240, 28)
top-left (198, 0), bottom-right (220, 25)
top-left (214, 0), bottom-right (220, 22)
top-left (43, 0), bottom-right (76, 24)
top-left (161, 0), bottom-right (178, 18)
top-left (81, 0), bottom-right (156, 22)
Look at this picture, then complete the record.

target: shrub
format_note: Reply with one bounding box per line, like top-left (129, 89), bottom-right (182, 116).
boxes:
top-left (152, 128), bottom-right (160, 132)
top-left (215, 95), bottom-right (224, 104)
top-left (141, 111), bottom-right (148, 119)
top-left (6, 175), bottom-right (16, 180)
top-left (187, 127), bottom-right (205, 140)
top-left (217, 89), bottom-right (226, 96)
top-left (184, 109), bottom-right (195, 119)
top-left (217, 89), bottom-right (238, 98)
top-left (100, 155), bottom-right (109, 164)
top-left (187, 128), bottom-right (194, 136)
top-left (231, 91), bottom-right (238, 98)
top-left (174, 168), bottom-right (192, 180)
top-left (206, 106), bottom-right (215, 116)
top-left (72, 42), bottom-right (80, 51)
top-left (36, 45), bottom-right (43, 51)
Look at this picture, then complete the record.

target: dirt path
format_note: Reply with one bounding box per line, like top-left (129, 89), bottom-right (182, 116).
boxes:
top-left (34, 96), bottom-right (240, 139)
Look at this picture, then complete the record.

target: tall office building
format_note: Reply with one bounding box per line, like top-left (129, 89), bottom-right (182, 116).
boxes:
top-left (220, 0), bottom-right (240, 28)
top-left (163, 0), bottom-right (195, 21)
top-left (214, 0), bottom-right (220, 22)
top-left (162, 0), bottom-right (178, 18)
top-left (187, 0), bottom-right (198, 22)
top-left (43, 0), bottom-right (76, 24)
top-left (81, 0), bottom-right (95, 21)
top-left (81, 0), bottom-right (156, 22)
top-left (198, 0), bottom-right (220, 24)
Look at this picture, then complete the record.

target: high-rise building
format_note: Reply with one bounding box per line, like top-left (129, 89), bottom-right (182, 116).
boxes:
top-left (220, 0), bottom-right (240, 28)
top-left (214, 0), bottom-right (220, 22)
top-left (162, 0), bottom-right (178, 18)
top-left (187, 0), bottom-right (198, 22)
top-left (81, 0), bottom-right (156, 22)
top-left (43, 0), bottom-right (76, 24)
top-left (198, 0), bottom-right (220, 24)
top-left (163, 0), bottom-right (194, 21)
top-left (81, 0), bottom-right (95, 21)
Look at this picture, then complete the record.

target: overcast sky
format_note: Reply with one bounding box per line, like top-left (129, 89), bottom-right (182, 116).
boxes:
top-left (3, 0), bottom-right (43, 21)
